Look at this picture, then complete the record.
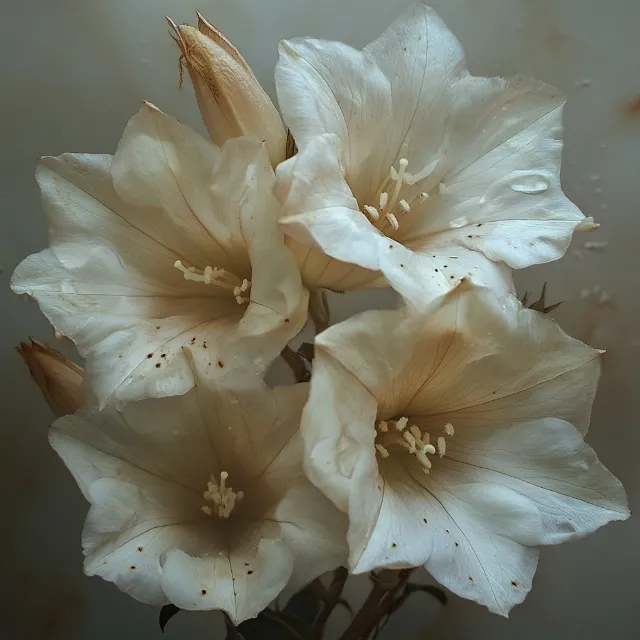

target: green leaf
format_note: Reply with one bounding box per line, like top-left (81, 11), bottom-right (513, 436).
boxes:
top-left (159, 604), bottom-right (181, 632)
top-left (226, 610), bottom-right (311, 640)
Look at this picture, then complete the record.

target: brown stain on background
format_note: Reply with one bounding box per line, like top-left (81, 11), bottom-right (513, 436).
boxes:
top-left (624, 97), bottom-right (640, 118)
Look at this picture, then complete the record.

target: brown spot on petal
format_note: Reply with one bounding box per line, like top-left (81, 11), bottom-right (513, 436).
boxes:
top-left (625, 97), bottom-right (640, 117)
top-left (391, 543), bottom-right (397, 548)
top-left (247, 570), bottom-right (254, 575)
top-left (284, 318), bottom-right (290, 323)
top-left (129, 566), bottom-right (136, 571)
top-left (201, 589), bottom-right (207, 596)
top-left (146, 353), bottom-right (153, 359)
top-left (468, 576), bottom-right (474, 582)
top-left (511, 580), bottom-right (519, 587)
top-left (155, 363), bottom-right (161, 368)
top-left (455, 542), bottom-right (459, 547)
top-left (423, 518), bottom-right (428, 524)
top-left (217, 360), bottom-right (224, 368)
top-left (137, 547), bottom-right (143, 552)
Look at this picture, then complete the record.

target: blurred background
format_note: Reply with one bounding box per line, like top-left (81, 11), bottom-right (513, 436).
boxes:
top-left (1, 0), bottom-right (639, 637)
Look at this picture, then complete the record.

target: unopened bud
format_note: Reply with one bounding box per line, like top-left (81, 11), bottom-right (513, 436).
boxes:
top-left (17, 339), bottom-right (84, 417)
top-left (168, 12), bottom-right (286, 166)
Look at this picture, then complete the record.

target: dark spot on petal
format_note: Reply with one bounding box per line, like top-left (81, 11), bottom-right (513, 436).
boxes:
top-left (156, 325), bottom-right (161, 330)
top-left (455, 542), bottom-right (459, 548)
top-left (468, 576), bottom-right (474, 582)
top-left (434, 269), bottom-right (439, 272)
top-left (467, 235), bottom-right (473, 238)
top-left (477, 224), bottom-right (483, 227)
top-left (244, 562), bottom-right (250, 566)
top-left (202, 342), bottom-right (207, 349)
top-left (443, 265), bottom-right (447, 268)
top-left (137, 547), bottom-right (143, 552)
top-left (155, 363), bottom-right (161, 368)
top-left (247, 570), bottom-right (254, 575)
top-left (147, 353), bottom-right (153, 359)
top-left (190, 337), bottom-right (196, 344)
top-left (201, 589), bottom-right (207, 595)
top-left (217, 360), bottom-right (224, 368)
top-left (391, 543), bottom-right (397, 548)
top-left (400, 263), bottom-right (405, 268)
top-left (511, 580), bottom-right (518, 587)
top-left (129, 566), bottom-right (136, 571)
top-left (423, 518), bottom-right (428, 524)
top-left (450, 275), bottom-right (455, 279)
top-left (284, 318), bottom-right (290, 323)
top-left (389, 245), bottom-right (394, 249)
top-left (445, 529), bottom-right (450, 534)
top-left (161, 353), bottom-right (167, 358)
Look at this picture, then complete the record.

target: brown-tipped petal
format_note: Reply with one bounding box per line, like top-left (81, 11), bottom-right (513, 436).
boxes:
top-left (168, 15), bottom-right (286, 166)
top-left (17, 339), bottom-right (84, 417)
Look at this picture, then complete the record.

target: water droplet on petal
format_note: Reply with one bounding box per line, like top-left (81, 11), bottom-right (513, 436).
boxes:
top-left (509, 172), bottom-right (550, 195)
top-left (449, 216), bottom-right (470, 228)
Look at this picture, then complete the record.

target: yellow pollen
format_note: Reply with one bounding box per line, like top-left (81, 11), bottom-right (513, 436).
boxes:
top-left (174, 260), bottom-right (251, 305)
top-left (374, 418), bottom-right (455, 474)
top-left (202, 471), bottom-right (244, 519)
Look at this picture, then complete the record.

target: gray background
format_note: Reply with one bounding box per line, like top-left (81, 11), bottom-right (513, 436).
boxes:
top-left (1, 0), bottom-right (638, 638)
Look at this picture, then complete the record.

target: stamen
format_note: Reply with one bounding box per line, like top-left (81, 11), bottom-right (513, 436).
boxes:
top-left (403, 430), bottom-right (417, 453)
top-left (419, 192), bottom-right (429, 203)
top-left (438, 182), bottom-right (447, 195)
top-left (376, 444), bottom-right (390, 458)
top-left (363, 205), bottom-right (380, 222)
top-left (385, 213), bottom-right (399, 231)
top-left (379, 192), bottom-right (389, 211)
top-left (387, 158), bottom-right (409, 214)
top-left (175, 260), bottom-right (251, 305)
top-left (374, 419), bottom-right (455, 474)
top-left (399, 199), bottom-right (411, 214)
top-left (201, 471), bottom-right (244, 519)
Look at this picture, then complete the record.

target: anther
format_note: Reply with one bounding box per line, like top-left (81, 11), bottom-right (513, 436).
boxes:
top-left (444, 423), bottom-right (455, 436)
top-left (395, 417), bottom-right (408, 431)
top-left (379, 192), bottom-right (389, 211)
top-left (364, 205), bottom-right (380, 222)
top-left (399, 199), bottom-right (411, 214)
top-left (385, 213), bottom-right (399, 231)
top-left (403, 431), bottom-right (417, 453)
top-left (376, 444), bottom-right (390, 458)
top-left (437, 436), bottom-right (446, 458)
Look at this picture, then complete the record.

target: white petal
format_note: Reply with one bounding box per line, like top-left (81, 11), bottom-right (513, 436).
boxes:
top-left (301, 347), bottom-right (381, 565)
top-left (446, 418), bottom-right (629, 544)
top-left (161, 535), bottom-right (293, 623)
top-left (112, 102), bottom-right (245, 267)
top-left (276, 135), bottom-right (385, 290)
top-left (408, 76), bottom-right (587, 268)
top-left (276, 40), bottom-right (392, 201)
top-left (394, 286), bottom-right (601, 434)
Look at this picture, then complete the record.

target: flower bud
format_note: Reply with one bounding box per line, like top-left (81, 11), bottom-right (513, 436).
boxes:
top-left (168, 12), bottom-right (286, 166)
top-left (17, 339), bottom-right (84, 417)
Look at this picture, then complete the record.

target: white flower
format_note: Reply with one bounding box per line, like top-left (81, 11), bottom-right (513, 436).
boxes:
top-left (49, 366), bottom-right (347, 624)
top-left (11, 103), bottom-right (307, 408)
top-left (274, 1), bottom-right (593, 305)
top-left (301, 283), bottom-right (628, 615)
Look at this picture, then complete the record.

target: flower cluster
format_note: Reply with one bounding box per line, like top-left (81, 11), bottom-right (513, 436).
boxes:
top-left (13, 1), bottom-right (628, 629)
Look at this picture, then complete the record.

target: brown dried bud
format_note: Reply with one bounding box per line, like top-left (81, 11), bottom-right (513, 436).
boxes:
top-left (168, 12), bottom-right (286, 166)
top-left (17, 339), bottom-right (84, 417)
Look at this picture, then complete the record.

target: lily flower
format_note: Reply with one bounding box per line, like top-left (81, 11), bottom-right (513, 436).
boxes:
top-left (301, 283), bottom-right (628, 615)
top-left (275, 1), bottom-right (593, 305)
top-left (12, 103), bottom-right (307, 407)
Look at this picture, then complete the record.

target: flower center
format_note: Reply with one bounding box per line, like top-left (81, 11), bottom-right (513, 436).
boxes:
top-left (201, 471), bottom-right (244, 518)
top-left (174, 260), bottom-right (251, 304)
top-left (374, 417), bottom-right (454, 474)
top-left (361, 158), bottom-right (439, 233)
